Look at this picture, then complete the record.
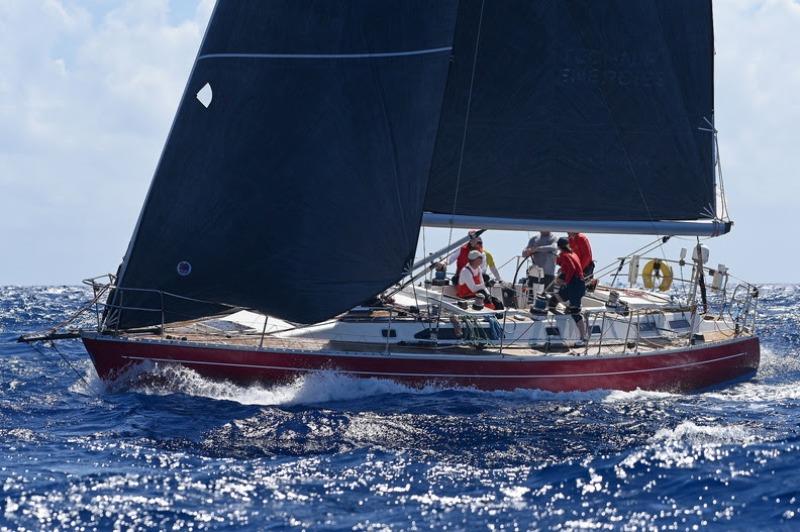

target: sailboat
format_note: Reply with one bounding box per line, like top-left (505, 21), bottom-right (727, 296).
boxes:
top-left (24, 0), bottom-right (760, 392)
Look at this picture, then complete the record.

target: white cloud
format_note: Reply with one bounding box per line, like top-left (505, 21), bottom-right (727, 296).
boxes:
top-left (715, 0), bottom-right (800, 210)
top-left (0, 0), bottom-right (212, 284)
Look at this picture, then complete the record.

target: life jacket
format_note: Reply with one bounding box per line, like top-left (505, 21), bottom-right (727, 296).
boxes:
top-left (457, 265), bottom-right (483, 298)
top-left (455, 244), bottom-right (484, 276)
top-left (557, 251), bottom-right (583, 284)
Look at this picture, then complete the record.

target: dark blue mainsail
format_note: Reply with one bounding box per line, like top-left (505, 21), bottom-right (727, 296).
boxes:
top-left (109, 0), bottom-right (459, 329)
top-left (424, 0), bottom-right (717, 222)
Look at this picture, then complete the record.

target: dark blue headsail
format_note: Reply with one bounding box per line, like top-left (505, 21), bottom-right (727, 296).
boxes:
top-left (108, 0), bottom-right (459, 329)
top-left (424, 0), bottom-right (717, 224)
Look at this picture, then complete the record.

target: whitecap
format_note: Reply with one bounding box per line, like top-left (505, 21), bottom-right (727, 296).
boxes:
top-left (89, 363), bottom-right (447, 406)
top-left (72, 359), bottom-right (691, 407)
top-left (755, 345), bottom-right (800, 379)
top-left (617, 421), bottom-right (759, 474)
top-left (649, 421), bottom-right (756, 447)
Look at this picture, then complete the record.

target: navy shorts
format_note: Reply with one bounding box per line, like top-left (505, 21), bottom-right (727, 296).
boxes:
top-left (558, 278), bottom-right (586, 310)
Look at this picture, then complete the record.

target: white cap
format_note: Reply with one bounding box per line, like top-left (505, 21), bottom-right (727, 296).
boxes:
top-left (468, 250), bottom-right (483, 260)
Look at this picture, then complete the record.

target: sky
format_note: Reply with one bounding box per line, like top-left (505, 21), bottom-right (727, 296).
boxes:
top-left (1, 0), bottom-right (798, 286)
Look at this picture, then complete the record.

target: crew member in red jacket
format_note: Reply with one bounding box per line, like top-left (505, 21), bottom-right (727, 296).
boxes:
top-left (438, 230), bottom-right (502, 286)
top-left (567, 232), bottom-right (594, 279)
top-left (454, 231), bottom-right (482, 277)
top-left (549, 237), bottom-right (588, 345)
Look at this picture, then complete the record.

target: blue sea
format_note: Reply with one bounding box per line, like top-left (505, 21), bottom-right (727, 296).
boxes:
top-left (1, 285), bottom-right (799, 530)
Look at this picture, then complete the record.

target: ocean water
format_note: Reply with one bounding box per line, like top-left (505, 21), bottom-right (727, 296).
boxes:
top-left (1, 285), bottom-right (799, 531)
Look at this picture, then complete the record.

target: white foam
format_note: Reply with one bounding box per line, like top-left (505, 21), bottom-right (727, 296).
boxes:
top-left (756, 345), bottom-right (800, 379)
top-left (618, 421), bottom-right (758, 473)
top-left (602, 388), bottom-right (677, 403)
top-left (92, 364), bottom-right (449, 406)
top-left (69, 359), bottom-right (688, 407)
top-left (756, 284), bottom-right (798, 297)
top-left (491, 387), bottom-right (676, 404)
top-left (649, 421), bottom-right (756, 447)
top-left (709, 380), bottom-right (800, 403)
top-left (68, 360), bottom-right (112, 396)
top-left (141, 368), bottom-right (685, 406)
top-left (697, 345), bottom-right (800, 403)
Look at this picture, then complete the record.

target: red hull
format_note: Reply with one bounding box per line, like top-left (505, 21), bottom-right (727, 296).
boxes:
top-left (81, 334), bottom-right (760, 393)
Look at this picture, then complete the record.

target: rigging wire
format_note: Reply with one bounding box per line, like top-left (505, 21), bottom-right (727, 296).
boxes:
top-left (594, 236), bottom-right (667, 280)
top-left (21, 283), bottom-right (111, 341)
top-left (702, 116), bottom-right (730, 222)
top-left (30, 341), bottom-right (88, 387)
top-left (431, 0), bottom-right (487, 342)
top-left (450, 0), bottom-right (486, 217)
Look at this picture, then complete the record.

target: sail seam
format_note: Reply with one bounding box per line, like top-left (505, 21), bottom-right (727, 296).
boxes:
top-left (197, 47), bottom-right (452, 61)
